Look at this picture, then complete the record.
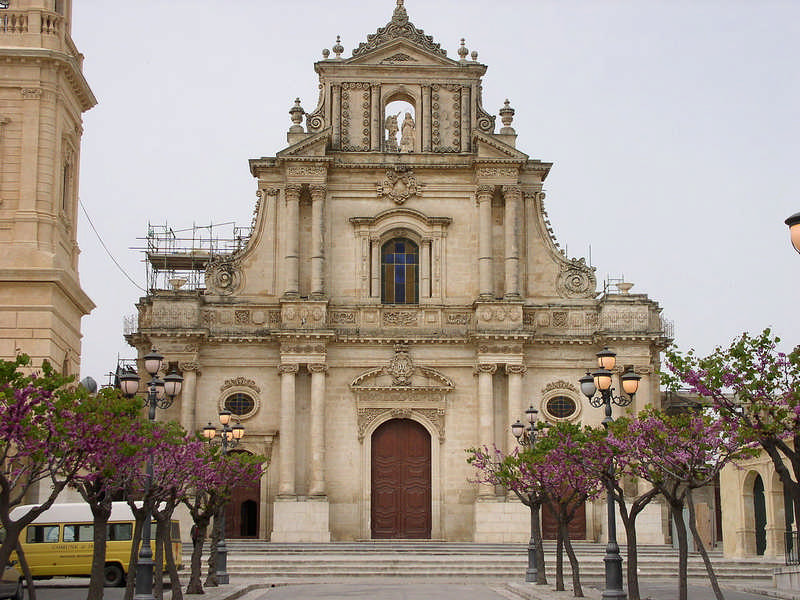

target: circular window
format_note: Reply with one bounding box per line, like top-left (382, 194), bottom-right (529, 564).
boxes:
top-left (224, 393), bottom-right (255, 417)
top-left (546, 395), bottom-right (577, 419)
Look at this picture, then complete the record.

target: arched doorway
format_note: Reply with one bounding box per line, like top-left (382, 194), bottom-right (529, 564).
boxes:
top-left (371, 419), bottom-right (431, 539)
top-left (224, 450), bottom-right (261, 539)
top-left (754, 474), bottom-right (767, 555)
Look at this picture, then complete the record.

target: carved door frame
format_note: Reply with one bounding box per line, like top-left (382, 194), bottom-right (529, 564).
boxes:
top-left (361, 410), bottom-right (442, 540)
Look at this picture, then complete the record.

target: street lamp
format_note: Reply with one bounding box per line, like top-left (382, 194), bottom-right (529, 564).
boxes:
top-left (119, 349), bottom-right (183, 600)
top-left (202, 410), bottom-right (245, 585)
top-left (511, 404), bottom-right (543, 584)
top-left (579, 347), bottom-right (640, 600)
top-left (785, 212), bottom-right (800, 255)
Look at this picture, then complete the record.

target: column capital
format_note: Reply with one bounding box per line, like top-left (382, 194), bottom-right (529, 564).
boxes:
top-left (475, 363), bottom-right (497, 375)
top-left (502, 185), bottom-right (522, 199)
top-left (278, 363), bottom-right (300, 375)
top-left (308, 363), bottom-right (329, 374)
top-left (476, 185), bottom-right (494, 200)
top-left (285, 183), bottom-right (303, 198)
top-left (309, 185), bottom-right (327, 201)
top-left (258, 187), bottom-right (280, 199)
top-left (505, 364), bottom-right (527, 375)
top-left (178, 361), bottom-right (201, 373)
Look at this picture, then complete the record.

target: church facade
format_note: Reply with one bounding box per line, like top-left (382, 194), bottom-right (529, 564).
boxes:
top-left (127, 2), bottom-right (671, 543)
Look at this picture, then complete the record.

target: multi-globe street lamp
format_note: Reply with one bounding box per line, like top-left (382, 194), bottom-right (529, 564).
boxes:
top-left (511, 405), bottom-right (543, 584)
top-left (203, 410), bottom-right (245, 585)
top-left (118, 349), bottom-right (183, 600)
top-left (579, 347), bottom-right (640, 600)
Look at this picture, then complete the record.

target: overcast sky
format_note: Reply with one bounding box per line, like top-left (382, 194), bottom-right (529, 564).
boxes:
top-left (71, 1), bottom-right (800, 383)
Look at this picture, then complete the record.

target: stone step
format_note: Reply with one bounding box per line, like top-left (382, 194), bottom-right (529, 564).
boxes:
top-left (181, 541), bottom-right (781, 583)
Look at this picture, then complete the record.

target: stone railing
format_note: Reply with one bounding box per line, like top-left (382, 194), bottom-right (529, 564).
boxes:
top-left (0, 11), bottom-right (28, 33)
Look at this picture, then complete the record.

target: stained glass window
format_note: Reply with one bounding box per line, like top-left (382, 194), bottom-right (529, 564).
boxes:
top-left (381, 238), bottom-right (419, 304)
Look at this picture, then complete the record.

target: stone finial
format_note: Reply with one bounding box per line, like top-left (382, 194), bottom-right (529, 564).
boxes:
top-left (333, 35), bottom-right (344, 59)
top-left (289, 98), bottom-right (305, 133)
top-left (393, 0), bottom-right (409, 24)
top-left (458, 38), bottom-right (469, 62)
top-left (471, 50), bottom-right (478, 62)
top-left (322, 48), bottom-right (330, 59)
top-left (499, 99), bottom-right (515, 134)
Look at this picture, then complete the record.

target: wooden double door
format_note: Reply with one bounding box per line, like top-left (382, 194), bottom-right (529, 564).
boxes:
top-left (371, 419), bottom-right (432, 539)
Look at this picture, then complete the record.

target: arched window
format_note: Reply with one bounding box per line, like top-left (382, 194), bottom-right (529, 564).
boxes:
top-left (382, 238), bottom-right (418, 304)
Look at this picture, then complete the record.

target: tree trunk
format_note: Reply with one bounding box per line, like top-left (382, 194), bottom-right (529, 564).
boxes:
top-left (186, 520), bottom-right (209, 594)
top-left (687, 490), bottom-right (725, 600)
top-left (560, 521), bottom-right (583, 597)
top-left (618, 486), bottom-right (659, 600)
top-left (161, 519), bottom-right (183, 600)
top-left (204, 513), bottom-right (220, 588)
top-left (15, 541), bottom-right (36, 600)
top-left (531, 503), bottom-right (547, 585)
top-left (123, 516), bottom-right (144, 600)
top-left (153, 519), bottom-right (165, 600)
top-left (670, 502), bottom-right (689, 600)
top-left (555, 523), bottom-right (565, 591)
top-left (87, 503), bottom-right (112, 600)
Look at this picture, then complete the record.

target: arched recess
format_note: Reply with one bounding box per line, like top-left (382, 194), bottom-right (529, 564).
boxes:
top-left (360, 410), bottom-right (441, 540)
top-left (740, 469), bottom-right (760, 556)
top-left (382, 87), bottom-right (420, 153)
top-left (350, 208), bottom-right (451, 302)
top-left (224, 449), bottom-right (261, 539)
top-left (754, 474), bottom-right (767, 555)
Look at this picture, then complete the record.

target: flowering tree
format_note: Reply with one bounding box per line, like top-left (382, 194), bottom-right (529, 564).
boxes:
top-left (609, 408), bottom-right (749, 600)
top-left (664, 329), bottom-right (800, 534)
top-left (467, 443), bottom-right (548, 585)
top-left (0, 356), bottom-right (117, 571)
top-left (182, 445), bottom-right (265, 595)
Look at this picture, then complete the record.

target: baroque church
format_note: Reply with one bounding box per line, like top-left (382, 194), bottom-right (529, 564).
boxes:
top-left (126, 1), bottom-right (670, 543)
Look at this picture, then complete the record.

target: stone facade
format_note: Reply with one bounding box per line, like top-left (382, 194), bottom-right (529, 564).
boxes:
top-left (127, 1), bottom-right (670, 542)
top-left (0, 0), bottom-right (95, 375)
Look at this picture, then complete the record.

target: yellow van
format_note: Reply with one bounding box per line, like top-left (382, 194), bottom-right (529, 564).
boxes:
top-left (9, 503), bottom-right (181, 587)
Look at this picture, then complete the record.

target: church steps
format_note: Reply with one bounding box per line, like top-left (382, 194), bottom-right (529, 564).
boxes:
top-left (184, 542), bottom-right (781, 583)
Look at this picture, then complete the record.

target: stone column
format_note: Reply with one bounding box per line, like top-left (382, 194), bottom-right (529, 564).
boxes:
top-left (476, 363), bottom-right (497, 498)
top-left (0, 118), bottom-right (8, 203)
top-left (421, 85), bottom-right (431, 152)
top-left (283, 184), bottom-right (302, 297)
top-left (332, 84), bottom-right (341, 149)
top-left (370, 236), bottom-right (381, 299)
top-left (178, 362), bottom-right (199, 434)
top-left (310, 185), bottom-right (326, 298)
top-left (476, 185), bottom-right (494, 299)
top-left (420, 239), bottom-right (431, 299)
top-left (371, 84), bottom-right (381, 151)
top-left (278, 363), bottom-right (299, 497)
top-left (506, 364), bottom-right (526, 454)
top-left (460, 86), bottom-right (470, 152)
top-left (308, 363), bottom-right (328, 496)
top-left (503, 185), bottom-right (521, 299)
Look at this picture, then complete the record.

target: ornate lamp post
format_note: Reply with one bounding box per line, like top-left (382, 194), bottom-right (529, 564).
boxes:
top-left (785, 212), bottom-right (800, 254)
top-left (203, 410), bottom-right (245, 585)
top-left (579, 347), bottom-right (640, 600)
top-left (118, 349), bottom-right (183, 600)
top-left (511, 405), bottom-right (543, 584)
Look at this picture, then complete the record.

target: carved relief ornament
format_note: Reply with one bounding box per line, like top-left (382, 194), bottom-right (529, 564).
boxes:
top-left (556, 258), bottom-right (597, 299)
top-left (377, 166), bottom-right (422, 205)
top-left (205, 254), bottom-right (242, 296)
top-left (222, 377), bottom-right (260, 393)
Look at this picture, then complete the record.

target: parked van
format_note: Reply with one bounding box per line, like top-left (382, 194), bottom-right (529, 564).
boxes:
top-left (9, 503), bottom-right (181, 587)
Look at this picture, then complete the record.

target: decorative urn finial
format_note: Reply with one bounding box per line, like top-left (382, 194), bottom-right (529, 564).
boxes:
top-left (392, 0), bottom-right (409, 24)
top-left (499, 99), bottom-right (515, 134)
top-left (333, 35), bottom-right (344, 59)
top-left (289, 98), bottom-right (305, 133)
top-left (471, 50), bottom-right (479, 61)
top-left (458, 38), bottom-right (469, 62)
top-left (322, 48), bottom-right (330, 59)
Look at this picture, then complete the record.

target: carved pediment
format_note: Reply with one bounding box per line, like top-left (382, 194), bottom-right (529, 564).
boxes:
top-left (351, 346), bottom-right (454, 391)
top-left (473, 131), bottom-right (529, 160)
top-left (276, 129), bottom-right (331, 158)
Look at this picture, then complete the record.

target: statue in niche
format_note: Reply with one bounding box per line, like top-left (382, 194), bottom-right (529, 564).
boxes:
top-left (384, 112), bottom-right (400, 151)
top-left (400, 112), bottom-right (415, 152)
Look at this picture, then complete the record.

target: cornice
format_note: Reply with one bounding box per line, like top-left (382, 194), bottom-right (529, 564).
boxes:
top-left (0, 267), bottom-right (95, 314)
top-left (0, 48), bottom-right (96, 111)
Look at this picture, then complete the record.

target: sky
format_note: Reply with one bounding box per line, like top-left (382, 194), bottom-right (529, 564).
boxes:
top-left (70, 0), bottom-right (800, 382)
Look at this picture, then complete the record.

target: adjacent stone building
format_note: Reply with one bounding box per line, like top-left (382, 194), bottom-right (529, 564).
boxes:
top-left (0, 0), bottom-right (95, 375)
top-left (126, 1), bottom-right (671, 543)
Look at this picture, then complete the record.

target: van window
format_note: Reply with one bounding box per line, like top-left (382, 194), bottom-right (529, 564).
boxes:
top-left (27, 525), bottom-right (60, 543)
top-left (171, 522), bottom-right (180, 542)
top-left (63, 524), bottom-right (93, 542)
top-left (107, 523), bottom-right (132, 541)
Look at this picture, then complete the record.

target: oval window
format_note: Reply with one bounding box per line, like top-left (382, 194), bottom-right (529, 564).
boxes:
top-left (546, 395), bottom-right (577, 419)
top-left (224, 393), bottom-right (255, 417)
